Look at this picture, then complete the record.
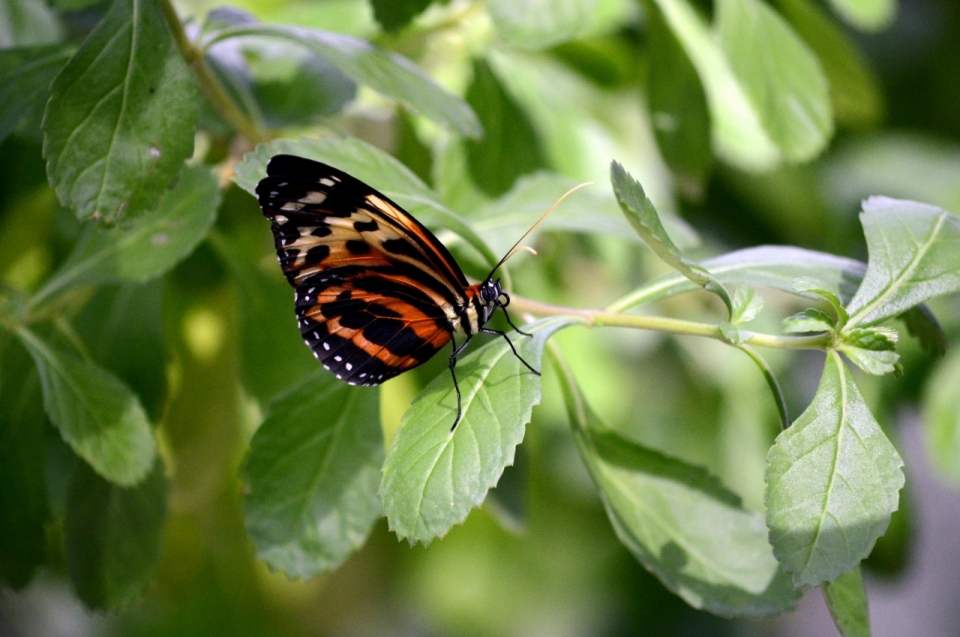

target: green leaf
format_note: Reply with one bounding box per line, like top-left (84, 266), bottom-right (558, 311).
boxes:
top-left (31, 165), bottom-right (220, 308)
top-left (554, 355), bottom-right (799, 616)
top-left (42, 0), bottom-right (198, 223)
top-left (840, 346), bottom-right (899, 376)
top-left (731, 286), bottom-right (763, 325)
top-left (207, 24), bottom-right (480, 137)
top-left (899, 305), bottom-right (946, 359)
top-left (775, 0), bottom-right (883, 129)
top-left (235, 137), bottom-right (500, 271)
top-left (922, 348), bottom-right (960, 484)
top-left (64, 458), bottom-right (167, 609)
top-left (783, 309), bottom-right (835, 334)
top-left (0, 338), bottom-right (49, 589)
top-left (487, 0), bottom-right (597, 50)
top-left (845, 197), bottom-right (960, 328)
top-left (465, 59), bottom-right (546, 197)
top-left (716, 0), bottom-right (833, 163)
top-left (611, 160), bottom-right (733, 315)
top-left (826, 0), bottom-right (894, 32)
top-left (766, 351), bottom-right (904, 587)
top-left (17, 327), bottom-right (156, 487)
top-left (822, 567), bottom-right (871, 637)
top-left (793, 276), bottom-right (849, 326)
top-left (0, 0), bottom-right (63, 47)
top-left (381, 317), bottom-right (579, 544)
top-left (371, 0), bottom-right (433, 33)
top-left (243, 373), bottom-right (382, 578)
top-left (0, 44), bottom-right (72, 143)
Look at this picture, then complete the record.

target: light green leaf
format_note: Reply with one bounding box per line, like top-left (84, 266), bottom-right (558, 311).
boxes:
top-left (845, 197), bottom-right (960, 328)
top-left (840, 347), bottom-right (899, 376)
top-left (0, 44), bottom-right (72, 143)
top-left (554, 355), bottom-right (799, 616)
top-left (235, 137), bottom-right (499, 270)
top-left (43, 0), bottom-right (198, 223)
top-left (826, 0), bottom-right (894, 32)
top-left (611, 160), bottom-right (733, 315)
top-left (31, 165), bottom-right (219, 309)
top-left (731, 286), bottom-right (763, 325)
top-left (717, 0), bottom-right (833, 163)
top-left (64, 458), bottom-right (167, 609)
top-left (922, 349), bottom-right (960, 485)
top-left (822, 566), bottom-right (871, 637)
top-left (0, 0), bottom-right (63, 47)
top-left (793, 276), bottom-right (849, 325)
top-left (783, 309), bottom-right (835, 334)
top-left (766, 351), bottom-right (904, 587)
top-left (206, 24), bottom-right (480, 137)
top-left (17, 327), bottom-right (155, 487)
top-left (243, 373), bottom-right (382, 578)
top-left (487, 0), bottom-right (597, 50)
top-left (381, 317), bottom-right (579, 544)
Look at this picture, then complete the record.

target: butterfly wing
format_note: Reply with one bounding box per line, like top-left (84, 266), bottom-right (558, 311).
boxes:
top-left (256, 154), bottom-right (468, 385)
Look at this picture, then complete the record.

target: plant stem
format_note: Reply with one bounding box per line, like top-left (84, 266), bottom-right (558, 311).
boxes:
top-left (156, 0), bottom-right (267, 145)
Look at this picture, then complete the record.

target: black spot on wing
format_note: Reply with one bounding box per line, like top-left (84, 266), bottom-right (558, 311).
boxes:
top-left (345, 240), bottom-right (371, 255)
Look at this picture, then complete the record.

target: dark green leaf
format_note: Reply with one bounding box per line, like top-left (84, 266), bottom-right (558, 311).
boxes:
top-left (611, 160), bottom-right (733, 315)
top-left (0, 0), bottom-right (63, 47)
top-left (716, 0), bottom-right (833, 163)
top-left (922, 349), bottom-right (960, 484)
top-left (766, 351), bottom-right (904, 586)
top-left (64, 458), bottom-right (167, 609)
top-left (17, 327), bottom-right (156, 487)
top-left (554, 355), bottom-right (799, 616)
top-left (31, 165), bottom-right (220, 308)
top-left (207, 24), bottom-right (480, 137)
top-left (826, 0), bottom-right (894, 32)
top-left (381, 317), bottom-right (579, 544)
top-left (783, 309), bottom-right (835, 334)
top-left (243, 373), bottom-right (382, 578)
top-left (43, 0), bottom-right (198, 223)
top-left (371, 0), bottom-right (433, 33)
top-left (465, 59), bottom-right (546, 197)
top-left (899, 305), bottom-right (946, 358)
top-left (487, 0), bottom-right (597, 49)
top-left (822, 567), bottom-right (871, 637)
top-left (845, 197), bottom-right (960, 328)
top-left (0, 338), bottom-right (49, 589)
top-left (0, 44), bottom-right (72, 143)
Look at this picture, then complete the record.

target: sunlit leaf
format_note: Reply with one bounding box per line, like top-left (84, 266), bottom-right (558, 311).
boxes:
top-left (766, 351), bottom-right (904, 586)
top-left (731, 287), bottom-right (763, 325)
top-left (0, 0), bottom-right (63, 47)
top-left (826, 0), bottom-right (894, 32)
top-left (381, 317), bottom-right (579, 544)
top-left (783, 309), bottom-right (835, 334)
top-left (554, 354), bottom-right (799, 616)
top-left (243, 373), bottom-right (382, 578)
top-left (923, 348), bottom-right (960, 485)
top-left (487, 0), bottom-right (597, 50)
top-left (17, 327), bottom-right (156, 487)
top-left (822, 567), bottom-right (871, 637)
top-left (43, 0), bottom-right (198, 223)
top-left (845, 197), bottom-right (960, 327)
top-left (0, 44), bottom-right (72, 143)
top-left (64, 458), bottom-right (167, 609)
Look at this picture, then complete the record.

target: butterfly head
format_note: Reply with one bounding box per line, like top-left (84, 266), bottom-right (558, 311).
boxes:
top-left (478, 278), bottom-right (509, 321)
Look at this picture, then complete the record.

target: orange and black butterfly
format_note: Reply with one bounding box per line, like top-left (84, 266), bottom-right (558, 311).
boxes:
top-left (256, 154), bottom-right (539, 428)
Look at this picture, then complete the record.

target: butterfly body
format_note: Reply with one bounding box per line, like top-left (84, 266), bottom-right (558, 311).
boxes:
top-left (256, 154), bottom-right (535, 426)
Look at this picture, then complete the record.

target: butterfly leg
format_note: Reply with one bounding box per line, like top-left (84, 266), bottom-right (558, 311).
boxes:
top-left (479, 328), bottom-right (541, 376)
top-left (448, 334), bottom-right (474, 431)
top-left (500, 306), bottom-right (533, 337)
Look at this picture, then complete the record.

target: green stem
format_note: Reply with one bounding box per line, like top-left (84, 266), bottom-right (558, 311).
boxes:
top-left (156, 0), bottom-right (267, 144)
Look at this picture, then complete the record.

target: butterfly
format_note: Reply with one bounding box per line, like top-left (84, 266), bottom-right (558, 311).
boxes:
top-left (256, 154), bottom-right (539, 429)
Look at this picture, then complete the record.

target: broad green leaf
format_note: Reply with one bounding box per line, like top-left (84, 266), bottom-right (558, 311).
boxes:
top-left (611, 160), bottom-right (733, 314)
top-left (826, 0), bottom-right (894, 31)
top-left (775, 0), bottom-right (883, 129)
top-left (845, 197), bottom-right (960, 328)
top-left (840, 347), bottom-right (898, 376)
top-left (206, 24), bottom-right (480, 138)
top-left (465, 59), bottom-right (546, 197)
top-left (716, 0), bottom-right (833, 163)
top-left (608, 245), bottom-right (865, 312)
top-left (0, 44), bottom-right (72, 143)
top-left (555, 355), bottom-right (799, 616)
top-left (243, 373), bottom-right (382, 578)
top-left (64, 458), bottom-right (167, 609)
top-left (17, 327), bottom-right (155, 487)
top-left (0, 338), bottom-right (49, 589)
top-left (43, 0), bottom-right (198, 223)
top-left (371, 0), bottom-right (433, 32)
top-left (822, 567), bottom-right (871, 637)
top-left (381, 317), bottom-right (579, 544)
top-left (923, 348), bottom-right (960, 484)
top-left (0, 0), bottom-right (63, 47)
top-left (487, 0), bottom-right (597, 49)
top-left (31, 165), bottom-right (219, 308)
top-left (235, 137), bottom-right (499, 271)
top-left (783, 309), bottom-right (835, 334)
top-left (766, 351), bottom-right (904, 587)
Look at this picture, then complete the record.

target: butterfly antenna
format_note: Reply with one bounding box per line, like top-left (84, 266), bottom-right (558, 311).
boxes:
top-left (486, 181), bottom-right (594, 280)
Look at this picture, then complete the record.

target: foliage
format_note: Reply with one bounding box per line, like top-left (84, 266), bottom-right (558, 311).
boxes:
top-left (2, 0), bottom-right (959, 635)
